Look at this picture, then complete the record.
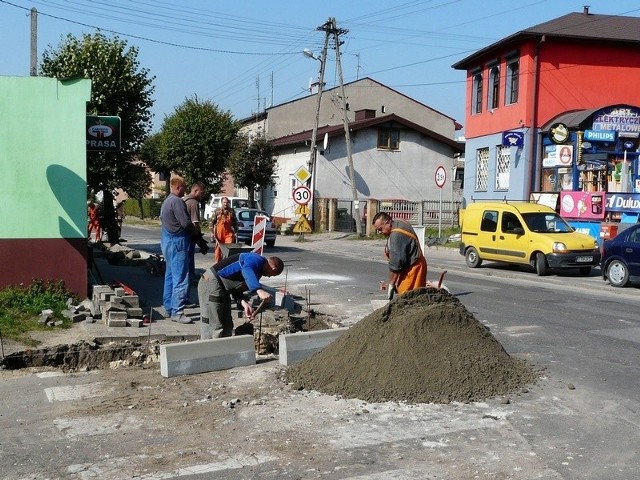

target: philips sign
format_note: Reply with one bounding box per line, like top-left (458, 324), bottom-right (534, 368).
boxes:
top-left (584, 130), bottom-right (616, 142)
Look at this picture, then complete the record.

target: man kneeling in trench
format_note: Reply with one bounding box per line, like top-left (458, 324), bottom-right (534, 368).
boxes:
top-left (197, 252), bottom-right (284, 339)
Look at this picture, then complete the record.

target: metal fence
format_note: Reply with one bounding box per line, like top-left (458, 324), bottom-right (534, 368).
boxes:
top-left (331, 199), bottom-right (462, 232)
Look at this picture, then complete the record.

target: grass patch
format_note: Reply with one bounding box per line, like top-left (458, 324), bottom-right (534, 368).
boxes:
top-left (0, 279), bottom-right (77, 347)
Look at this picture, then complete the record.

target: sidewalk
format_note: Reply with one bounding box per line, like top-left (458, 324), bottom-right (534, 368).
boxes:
top-left (2, 231), bottom-right (462, 356)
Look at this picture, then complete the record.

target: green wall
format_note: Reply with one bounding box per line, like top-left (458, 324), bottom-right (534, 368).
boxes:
top-left (0, 76), bottom-right (91, 239)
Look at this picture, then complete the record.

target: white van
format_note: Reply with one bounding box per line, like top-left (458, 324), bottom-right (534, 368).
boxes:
top-left (203, 196), bottom-right (261, 220)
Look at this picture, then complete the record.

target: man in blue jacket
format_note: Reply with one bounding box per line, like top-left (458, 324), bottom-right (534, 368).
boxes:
top-left (198, 252), bottom-right (284, 339)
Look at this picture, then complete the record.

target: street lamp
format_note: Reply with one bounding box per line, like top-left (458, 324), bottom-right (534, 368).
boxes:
top-left (303, 38), bottom-right (328, 227)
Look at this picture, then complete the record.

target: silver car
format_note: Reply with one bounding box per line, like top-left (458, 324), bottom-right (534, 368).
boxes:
top-left (235, 208), bottom-right (277, 248)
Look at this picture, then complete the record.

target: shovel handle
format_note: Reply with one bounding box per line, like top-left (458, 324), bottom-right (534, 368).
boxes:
top-left (437, 270), bottom-right (447, 289)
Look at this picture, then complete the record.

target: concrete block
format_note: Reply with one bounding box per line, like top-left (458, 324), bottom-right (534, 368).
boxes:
top-left (126, 307), bottom-right (144, 317)
top-left (279, 327), bottom-right (349, 366)
top-left (92, 285), bottom-right (112, 301)
top-left (71, 313), bottom-right (86, 323)
top-left (127, 318), bottom-right (143, 328)
top-left (99, 292), bottom-right (113, 302)
top-left (275, 292), bottom-right (296, 312)
top-left (109, 296), bottom-right (124, 305)
top-left (160, 336), bottom-right (256, 378)
top-left (107, 317), bottom-right (128, 327)
top-left (114, 287), bottom-right (126, 297)
top-left (107, 311), bottom-right (128, 327)
top-left (123, 295), bottom-right (140, 308)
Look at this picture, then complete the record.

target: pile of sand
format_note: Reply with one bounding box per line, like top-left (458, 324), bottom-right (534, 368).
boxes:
top-left (286, 288), bottom-right (538, 404)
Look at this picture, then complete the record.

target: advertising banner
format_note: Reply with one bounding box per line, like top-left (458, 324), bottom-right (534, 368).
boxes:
top-left (606, 193), bottom-right (640, 212)
top-left (560, 191), bottom-right (605, 219)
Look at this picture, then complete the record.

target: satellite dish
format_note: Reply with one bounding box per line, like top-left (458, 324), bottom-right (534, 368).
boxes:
top-left (323, 133), bottom-right (329, 150)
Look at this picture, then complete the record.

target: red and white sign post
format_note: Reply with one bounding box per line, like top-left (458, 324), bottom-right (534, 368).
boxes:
top-left (251, 215), bottom-right (268, 255)
top-left (435, 165), bottom-right (447, 238)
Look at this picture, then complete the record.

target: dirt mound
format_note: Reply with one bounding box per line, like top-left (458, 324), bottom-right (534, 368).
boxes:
top-left (286, 288), bottom-right (538, 404)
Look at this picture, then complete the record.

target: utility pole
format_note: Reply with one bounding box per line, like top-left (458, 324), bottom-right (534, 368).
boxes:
top-left (30, 8), bottom-right (37, 76)
top-left (332, 18), bottom-right (362, 236)
top-left (306, 19), bottom-right (331, 226)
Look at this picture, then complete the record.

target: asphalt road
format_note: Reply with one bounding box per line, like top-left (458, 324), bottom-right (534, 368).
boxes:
top-left (0, 225), bottom-right (638, 479)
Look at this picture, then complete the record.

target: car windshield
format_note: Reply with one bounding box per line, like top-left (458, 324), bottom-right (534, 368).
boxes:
top-left (522, 212), bottom-right (574, 233)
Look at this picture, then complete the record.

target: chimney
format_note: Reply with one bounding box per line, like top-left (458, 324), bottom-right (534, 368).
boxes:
top-left (355, 109), bottom-right (376, 121)
top-left (583, 5), bottom-right (590, 14)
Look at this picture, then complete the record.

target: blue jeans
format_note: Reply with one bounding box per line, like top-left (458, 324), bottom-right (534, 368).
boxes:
top-left (161, 227), bottom-right (191, 317)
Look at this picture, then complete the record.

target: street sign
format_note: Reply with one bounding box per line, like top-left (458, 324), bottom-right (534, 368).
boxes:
top-left (293, 215), bottom-right (313, 233)
top-left (292, 185), bottom-right (312, 205)
top-left (435, 165), bottom-right (447, 189)
top-left (294, 166), bottom-right (311, 184)
top-left (295, 204), bottom-right (311, 216)
top-left (86, 115), bottom-right (121, 152)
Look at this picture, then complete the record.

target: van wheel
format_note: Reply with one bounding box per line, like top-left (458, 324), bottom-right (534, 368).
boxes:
top-left (465, 247), bottom-right (482, 268)
top-left (535, 252), bottom-right (548, 276)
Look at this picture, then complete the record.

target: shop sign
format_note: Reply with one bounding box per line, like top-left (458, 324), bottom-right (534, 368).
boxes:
top-left (502, 130), bottom-right (524, 147)
top-left (549, 122), bottom-right (570, 144)
top-left (606, 193), bottom-right (640, 212)
top-left (560, 191), bottom-right (605, 220)
top-left (543, 145), bottom-right (573, 167)
top-left (86, 115), bottom-right (121, 151)
top-left (583, 130), bottom-right (616, 142)
top-left (592, 106), bottom-right (640, 135)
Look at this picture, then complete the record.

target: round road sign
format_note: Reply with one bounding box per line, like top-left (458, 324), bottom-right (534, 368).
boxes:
top-left (435, 165), bottom-right (447, 188)
top-left (292, 185), bottom-right (312, 205)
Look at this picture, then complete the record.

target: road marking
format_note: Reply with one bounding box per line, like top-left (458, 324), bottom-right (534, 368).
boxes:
top-left (54, 412), bottom-right (143, 437)
top-left (45, 382), bottom-right (104, 402)
top-left (36, 371), bottom-right (65, 378)
top-left (67, 452), bottom-right (277, 479)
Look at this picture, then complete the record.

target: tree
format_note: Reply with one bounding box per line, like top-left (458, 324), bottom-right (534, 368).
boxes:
top-left (122, 162), bottom-right (152, 220)
top-left (228, 133), bottom-right (278, 206)
top-left (41, 32), bottom-right (155, 243)
top-left (151, 97), bottom-right (239, 193)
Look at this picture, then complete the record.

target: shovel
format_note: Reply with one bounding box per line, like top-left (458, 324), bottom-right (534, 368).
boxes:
top-left (233, 298), bottom-right (269, 336)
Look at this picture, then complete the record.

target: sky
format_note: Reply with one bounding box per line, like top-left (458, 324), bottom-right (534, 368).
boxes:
top-left (2, 0), bottom-right (639, 136)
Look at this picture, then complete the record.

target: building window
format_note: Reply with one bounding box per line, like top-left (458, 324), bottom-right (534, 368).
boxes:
top-left (378, 128), bottom-right (400, 150)
top-left (289, 175), bottom-right (297, 198)
top-left (271, 176), bottom-right (278, 197)
top-left (505, 58), bottom-right (519, 105)
top-left (488, 66), bottom-right (500, 110)
top-left (496, 145), bottom-right (510, 190)
top-left (476, 147), bottom-right (489, 191)
top-left (472, 73), bottom-right (483, 114)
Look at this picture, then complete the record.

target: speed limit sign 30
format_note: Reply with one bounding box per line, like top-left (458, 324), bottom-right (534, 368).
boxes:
top-left (292, 185), bottom-right (312, 205)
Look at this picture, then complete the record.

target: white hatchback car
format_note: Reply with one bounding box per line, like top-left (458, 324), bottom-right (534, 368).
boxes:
top-left (203, 196), bottom-right (261, 220)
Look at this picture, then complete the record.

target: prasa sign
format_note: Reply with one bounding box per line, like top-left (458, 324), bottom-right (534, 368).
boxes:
top-left (86, 116), bottom-right (121, 152)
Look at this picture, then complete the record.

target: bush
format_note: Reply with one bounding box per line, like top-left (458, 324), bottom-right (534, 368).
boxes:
top-left (0, 279), bottom-right (77, 345)
top-left (123, 198), bottom-right (163, 218)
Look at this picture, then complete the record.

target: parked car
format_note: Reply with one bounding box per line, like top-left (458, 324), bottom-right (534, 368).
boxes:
top-left (203, 196), bottom-right (261, 221)
top-left (235, 208), bottom-right (277, 248)
top-left (459, 201), bottom-right (601, 275)
top-left (600, 223), bottom-right (640, 287)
